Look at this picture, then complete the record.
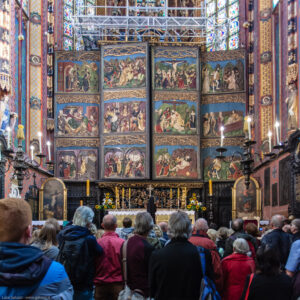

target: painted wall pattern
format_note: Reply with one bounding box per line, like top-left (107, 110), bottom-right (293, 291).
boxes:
top-left (101, 43), bottom-right (149, 180)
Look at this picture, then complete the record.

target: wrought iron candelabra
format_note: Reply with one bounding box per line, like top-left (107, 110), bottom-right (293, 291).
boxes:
top-left (240, 139), bottom-right (256, 189)
top-left (0, 125), bottom-right (53, 194)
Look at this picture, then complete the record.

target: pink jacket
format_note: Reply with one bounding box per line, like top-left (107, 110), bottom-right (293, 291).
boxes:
top-left (94, 231), bottom-right (124, 285)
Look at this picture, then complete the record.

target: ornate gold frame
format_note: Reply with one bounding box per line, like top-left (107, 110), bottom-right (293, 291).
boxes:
top-left (232, 176), bottom-right (261, 220)
top-left (39, 177), bottom-right (68, 220)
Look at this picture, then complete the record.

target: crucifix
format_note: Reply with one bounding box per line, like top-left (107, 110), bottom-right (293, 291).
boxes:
top-left (147, 184), bottom-right (154, 197)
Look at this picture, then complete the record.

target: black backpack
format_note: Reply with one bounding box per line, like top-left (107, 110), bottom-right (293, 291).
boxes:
top-left (57, 236), bottom-right (89, 287)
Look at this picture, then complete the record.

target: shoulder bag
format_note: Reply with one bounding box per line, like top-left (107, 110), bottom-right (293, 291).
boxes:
top-left (118, 239), bottom-right (147, 300)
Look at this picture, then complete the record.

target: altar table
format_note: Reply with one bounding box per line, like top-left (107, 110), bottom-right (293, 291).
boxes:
top-left (107, 209), bottom-right (195, 226)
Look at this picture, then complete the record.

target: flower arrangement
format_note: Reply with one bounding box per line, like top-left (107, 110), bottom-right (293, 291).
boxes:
top-left (94, 193), bottom-right (116, 210)
top-left (187, 193), bottom-right (206, 212)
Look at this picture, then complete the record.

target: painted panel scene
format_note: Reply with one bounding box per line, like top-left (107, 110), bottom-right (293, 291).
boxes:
top-left (155, 146), bottom-right (198, 179)
top-left (154, 57), bottom-right (197, 90)
top-left (57, 105), bottom-right (99, 137)
top-left (154, 100), bottom-right (197, 134)
top-left (203, 152), bottom-right (242, 181)
top-left (104, 147), bottom-right (146, 179)
top-left (202, 110), bottom-right (244, 137)
top-left (104, 100), bottom-right (146, 133)
top-left (202, 59), bottom-right (244, 94)
top-left (57, 149), bottom-right (98, 180)
top-left (57, 61), bottom-right (99, 93)
top-left (103, 54), bottom-right (146, 89)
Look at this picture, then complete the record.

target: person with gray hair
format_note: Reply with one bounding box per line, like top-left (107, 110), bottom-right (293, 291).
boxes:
top-left (121, 212), bottom-right (155, 298)
top-left (290, 218), bottom-right (300, 242)
top-left (94, 214), bottom-right (124, 300)
top-left (261, 214), bottom-right (291, 268)
top-left (57, 206), bottom-right (103, 300)
top-left (149, 211), bottom-right (205, 300)
top-left (221, 238), bottom-right (255, 300)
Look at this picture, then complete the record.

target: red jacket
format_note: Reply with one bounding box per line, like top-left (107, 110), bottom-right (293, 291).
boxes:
top-left (189, 231), bottom-right (223, 293)
top-left (94, 231), bottom-right (124, 285)
top-left (221, 253), bottom-right (255, 300)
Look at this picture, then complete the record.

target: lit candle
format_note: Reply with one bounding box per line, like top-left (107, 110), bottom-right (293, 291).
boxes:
top-left (220, 126), bottom-right (224, 147)
top-left (86, 179), bottom-right (90, 197)
top-left (30, 145), bottom-right (34, 161)
top-left (46, 141), bottom-right (51, 161)
top-left (209, 179), bottom-right (213, 196)
top-left (37, 132), bottom-right (42, 153)
top-left (247, 116), bottom-right (252, 140)
top-left (275, 121), bottom-right (280, 145)
top-left (6, 127), bottom-right (11, 149)
top-left (268, 131), bottom-right (272, 152)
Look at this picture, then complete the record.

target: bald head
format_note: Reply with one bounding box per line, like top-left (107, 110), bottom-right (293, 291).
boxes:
top-left (194, 218), bottom-right (208, 232)
top-left (159, 222), bottom-right (168, 233)
top-left (102, 214), bottom-right (117, 231)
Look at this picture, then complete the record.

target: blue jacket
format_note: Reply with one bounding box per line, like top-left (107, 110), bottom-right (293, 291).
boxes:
top-left (0, 242), bottom-right (73, 298)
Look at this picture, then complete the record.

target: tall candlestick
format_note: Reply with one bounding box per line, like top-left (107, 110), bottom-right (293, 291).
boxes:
top-left (170, 188), bottom-right (172, 199)
top-left (275, 121), bottom-right (280, 145)
top-left (30, 145), bottom-right (34, 161)
top-left (86, 179), bottom-right (90, 197)
top-left (37, 132), bottom-right (42, 153)
top-left (46, 141), bottom-right (51, 161)
top-left (220, 126), bottom-right (224, 147)
top-left (122, 187), bottom-right (125, 199)
top-left (268, 131), bottom-right (272, 152)
top-left (177, 188), bottom-right (180, 208)
top-left (209, 179), bottom-right (213, 196)
top-left (6, 127), bottom-right (11, 149)
top-left (247, 116), bottom-right (252, 140)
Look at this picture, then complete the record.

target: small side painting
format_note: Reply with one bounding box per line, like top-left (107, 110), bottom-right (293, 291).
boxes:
top-left (39, 178), bottom-right (67, 220)
top-left (57, 149), bottom-right (98, 180)
top-left (104, 100), bottom-right (146, 133)
top-left (233, 176), bottom-right (261, 219)
top-left (57, 105), bottom-right (99, 137)
top-left (202, 110), bottom-right (244, 137)
top-left (104, 147), bottom-right (146, 179)
top-left (154, 145), bottom-right (198, 179)
top-left (201, 59), bottom-right (244, 94)
top-left (154, 100), bottom-right (197, 135)
top-left (57, 61), bottom-right (99, 93)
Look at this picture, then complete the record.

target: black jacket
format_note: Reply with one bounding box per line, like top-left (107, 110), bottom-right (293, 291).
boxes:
top-left (240, 273), bottom-right (292, 300)
top-left (149, 237), bottom-right (208, 300)
top-left (261, 228), bottom-right (291, 267)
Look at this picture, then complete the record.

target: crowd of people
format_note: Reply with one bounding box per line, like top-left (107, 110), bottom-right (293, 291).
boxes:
top-left (0, 197), bottom-right (300, 300)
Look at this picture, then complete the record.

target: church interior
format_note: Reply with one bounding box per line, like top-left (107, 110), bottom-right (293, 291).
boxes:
top-left (0, 0), bottom-right (299, 227)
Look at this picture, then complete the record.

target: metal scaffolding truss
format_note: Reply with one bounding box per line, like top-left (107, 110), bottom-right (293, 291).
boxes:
top-left (71, 0), bottom-right (231, 42)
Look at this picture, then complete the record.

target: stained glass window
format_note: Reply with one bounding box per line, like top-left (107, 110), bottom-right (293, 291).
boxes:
top-left (273, 0), bottom-right (279, 9)
top-left (64, 0), bottom-right (97, 50)
top-left (206, 0), bottom-right (239, 51)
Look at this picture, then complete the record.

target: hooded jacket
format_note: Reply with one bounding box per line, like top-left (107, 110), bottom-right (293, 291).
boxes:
top-left (57, 225), bottom-right (103, 291)
top-left (0, 242), bottom-right (73, 298)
